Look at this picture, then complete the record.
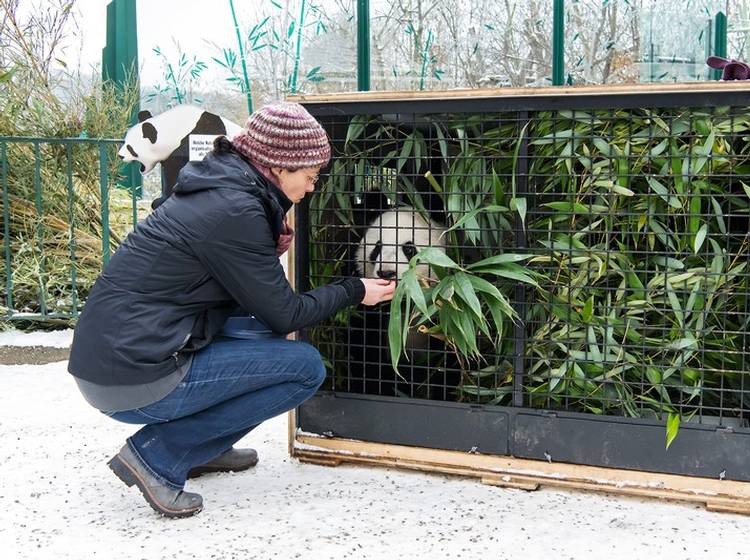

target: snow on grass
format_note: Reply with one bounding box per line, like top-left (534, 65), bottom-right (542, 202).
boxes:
top-left (0, 328), bottom-right (74, 348)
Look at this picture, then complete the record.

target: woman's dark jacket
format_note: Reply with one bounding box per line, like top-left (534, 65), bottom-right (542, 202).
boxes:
top-left (68, 150), bottom-right (364, 389)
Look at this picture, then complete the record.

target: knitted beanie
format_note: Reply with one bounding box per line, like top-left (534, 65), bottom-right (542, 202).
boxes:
top-left (231, 101), bottom-right (331, 170)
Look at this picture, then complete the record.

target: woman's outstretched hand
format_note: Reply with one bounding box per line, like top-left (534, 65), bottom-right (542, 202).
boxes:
top-left (360, 278), bottom-right (396, 306)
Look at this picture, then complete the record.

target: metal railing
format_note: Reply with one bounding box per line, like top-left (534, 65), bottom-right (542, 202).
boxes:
top-left (0, 136), bottom-right (141, 322)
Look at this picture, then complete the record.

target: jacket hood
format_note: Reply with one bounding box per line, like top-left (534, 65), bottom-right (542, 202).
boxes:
top-left (172, 151), bottom-right (293, 213)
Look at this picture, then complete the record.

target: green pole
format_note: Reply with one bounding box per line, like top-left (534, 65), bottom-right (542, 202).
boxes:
top-left (357, 0), bottom-right (370, 91)
top-left (289, 0), bottom-right (307, 95)
top-left (552, 0), bottom-right (565, 86)
top-left (100, 144), bottom-right (111, 266)
top-left (102, 0), bottom-right (138, 94)
top-left (712, 12), bottom-right (728, 81)
top-left (102, 0), bottom-right (141, 196)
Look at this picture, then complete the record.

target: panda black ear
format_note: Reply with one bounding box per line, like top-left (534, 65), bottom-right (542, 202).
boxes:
top-left (137, 110), bottom-right (153, 123)
top-left (142, 122), bottom-right (158, 144)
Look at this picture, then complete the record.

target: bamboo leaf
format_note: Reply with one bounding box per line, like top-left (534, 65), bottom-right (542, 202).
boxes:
top-left (443, 205), bottom-right (508, 236)
top-left (453, 272), bottom-right (483, 320)
top-left (467, 254), bottom-right (535, 268)
top-left (652, 256), bottom-right (685, 270)
top-left (582, 296), bottom-right (594, 323)
top-left (592, 137), bottom-right (613, 156)
top-left (403, 269), bottom-right (429, 317)
top-left (647, 177), bottom-right (681, 209)
top-left (666, 284), bottom-right (684, 328)
top-left (467, 275), bottom-right (503, 301)
top-left (693, 224), bottom-right (708, 254)
top-left (668, 337), bottom-right (698, 350)
top-left (388, 283), bottom-right (405, 372)
top-left (492, 169), bottom-right (504, 205)
top-left (470, 266), bottom-right (537, 285)
top-left (397, 137), bottom-right (414, 173)
top-left (415, 247), bottom-right (460, 269)
top-left (666, 413), bottom-right (680, 450)
top-left (510, 197), bottom-right (527, 228)
top-left (345, 116), bottom-right (367, 146)
top-left (710, 196), bottom-right (727, 235)
top-left (542, 201), bottom-right (609, 213)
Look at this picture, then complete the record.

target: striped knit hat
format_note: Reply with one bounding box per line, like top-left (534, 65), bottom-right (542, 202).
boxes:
top-left (231, 101), bottom-right (331, 170)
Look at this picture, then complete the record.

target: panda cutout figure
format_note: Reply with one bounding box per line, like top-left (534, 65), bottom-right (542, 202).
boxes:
top-left (348, 206), bottom-right (458, 399)
top-left (118, 105), bottom-right (243, 207)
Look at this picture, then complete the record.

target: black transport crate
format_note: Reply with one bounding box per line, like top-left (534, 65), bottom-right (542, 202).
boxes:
top-left (292, 83), bottom-right (750, 484)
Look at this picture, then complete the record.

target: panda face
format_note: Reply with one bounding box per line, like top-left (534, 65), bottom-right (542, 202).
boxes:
top-left (356, 207), bottom-right (446, 280)
top-left (118, 120), bottom-right (163, 173)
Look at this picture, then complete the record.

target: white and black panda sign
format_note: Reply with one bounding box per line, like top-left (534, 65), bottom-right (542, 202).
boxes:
top-left (355, 206), bottom-right (446, 281)
top-left (118, 105), bottom-right (243, 205)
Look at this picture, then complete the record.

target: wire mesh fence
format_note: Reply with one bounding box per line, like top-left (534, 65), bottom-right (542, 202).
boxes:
top-left (299, 87), bottom-right (750, 433)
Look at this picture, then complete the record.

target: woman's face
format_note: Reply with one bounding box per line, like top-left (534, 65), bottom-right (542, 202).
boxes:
top-left (273, 166), bottom-right (321, 204)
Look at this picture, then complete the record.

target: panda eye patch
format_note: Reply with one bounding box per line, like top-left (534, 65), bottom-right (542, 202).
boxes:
top-left (126, 145), bottom-right (139, 158)
top-left (402, 241), bottom-right (417, 260)
top-left (368, 240), bottom-right (382, 263)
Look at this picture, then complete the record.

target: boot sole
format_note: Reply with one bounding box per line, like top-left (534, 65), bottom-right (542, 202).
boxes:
top-left (108, 455), bottom-right (203, 519)
top-left (187, 459), bottom-right (258, 479)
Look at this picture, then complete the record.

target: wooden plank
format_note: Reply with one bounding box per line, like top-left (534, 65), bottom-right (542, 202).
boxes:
top-left (481, 475), bottom-right (540, 491)
top-left (288, 81), bottom-right (750, 104)
top-left (291, 433), bottom-right (750, 515)
top-left (286, 205), bottom-right (297, 457)
top-left (297, 455), bottom-right (343, 467)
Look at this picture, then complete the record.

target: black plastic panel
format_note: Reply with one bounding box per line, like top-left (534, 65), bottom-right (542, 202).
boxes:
top-left (298, 395), bottom-right (750, 481)
top-left (298, 392), bottom-right (509, 455)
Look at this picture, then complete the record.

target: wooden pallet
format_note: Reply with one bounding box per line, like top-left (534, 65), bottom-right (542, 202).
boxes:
top-left (289, 418), bottom-right (750, 515)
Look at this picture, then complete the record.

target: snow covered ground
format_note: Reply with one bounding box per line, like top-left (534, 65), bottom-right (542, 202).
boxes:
top-left (1, 330), bottom-right (749, 560)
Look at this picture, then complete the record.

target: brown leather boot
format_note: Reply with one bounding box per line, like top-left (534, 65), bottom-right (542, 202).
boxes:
top-left (108, 443), bottom-right (203, 518)
top-left (187, 448), bottom-right (259, 479)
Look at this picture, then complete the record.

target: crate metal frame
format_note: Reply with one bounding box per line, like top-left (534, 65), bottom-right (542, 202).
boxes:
top-left (290, 83), bottom-right (750, 494)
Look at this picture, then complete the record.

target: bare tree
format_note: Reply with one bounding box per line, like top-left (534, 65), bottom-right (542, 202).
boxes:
top-left (564, 0), bottom-right (639, 84)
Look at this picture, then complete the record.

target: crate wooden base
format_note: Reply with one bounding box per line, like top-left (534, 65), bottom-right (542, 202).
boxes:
top-left (292, 431), bottom-right (750, 515)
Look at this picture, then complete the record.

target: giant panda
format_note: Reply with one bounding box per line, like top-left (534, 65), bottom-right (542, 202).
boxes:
top-left (355, 206), bottom-right (445, 281)
top-left (118, 105), bottom-right (243, 206)
top-left (346, 206), bottom-right (459, 400)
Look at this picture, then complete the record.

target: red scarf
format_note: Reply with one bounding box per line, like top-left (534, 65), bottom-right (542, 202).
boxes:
top-left (248, 158), bottom-right (295, 256)
top-left (276, 218), bottom-right (294, 256)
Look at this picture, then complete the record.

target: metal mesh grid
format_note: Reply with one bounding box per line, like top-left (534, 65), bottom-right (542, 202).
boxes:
top-left (299, 93), bottom-right (750, 429)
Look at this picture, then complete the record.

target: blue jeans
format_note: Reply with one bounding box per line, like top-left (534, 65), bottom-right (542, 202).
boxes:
top-left (106, 336), bottom-right (325, 490)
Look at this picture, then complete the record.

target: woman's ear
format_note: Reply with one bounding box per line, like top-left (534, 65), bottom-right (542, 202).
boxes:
top-left (271, 167), bottom-right (285, 180)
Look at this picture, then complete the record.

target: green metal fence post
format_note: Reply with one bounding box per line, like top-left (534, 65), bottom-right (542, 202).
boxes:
top-left (99, 144), bottom-right (111, 266)
top-left (102, 0), bottom-right (141, 196)
top-left (65, 143), bottom-right (79, 317)
top-left (552, 0), bottom-right (565, 86)
top-left (33, 142), bottom-right (47, 316)
top-left (357, 0), bottom-right (370, 91)
top-left (712, 12), bottom-right (728, 81)
top-left (1, 142), bottom-right (12, 313)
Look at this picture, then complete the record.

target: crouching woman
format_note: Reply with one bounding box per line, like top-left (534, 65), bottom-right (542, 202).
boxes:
top-left (68, 102), bottom-right (394, 518)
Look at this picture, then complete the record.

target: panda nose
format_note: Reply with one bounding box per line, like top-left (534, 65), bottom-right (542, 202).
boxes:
top-left (377, 270), bottom-right (397, 280)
